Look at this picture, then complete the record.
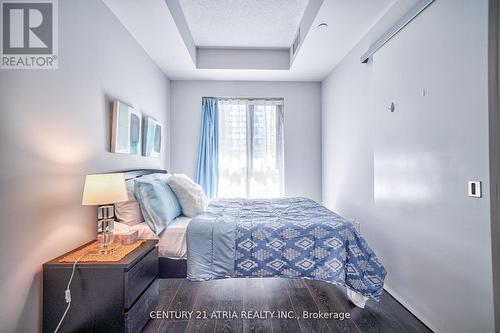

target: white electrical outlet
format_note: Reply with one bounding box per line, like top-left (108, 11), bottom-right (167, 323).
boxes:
top-left (468, 181), bottom-right (481, 198)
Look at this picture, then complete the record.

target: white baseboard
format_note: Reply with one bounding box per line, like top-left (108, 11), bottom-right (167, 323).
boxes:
top-left (383, 284), bottom-right (439, 333)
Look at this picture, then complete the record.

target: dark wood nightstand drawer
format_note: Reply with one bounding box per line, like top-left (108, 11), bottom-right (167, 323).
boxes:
top-left (125, 279), bottom-right (159, 333)
top-left (43, 240), bottom-right (158, 333)
top-left (124, 247), bottom-right (158, 308)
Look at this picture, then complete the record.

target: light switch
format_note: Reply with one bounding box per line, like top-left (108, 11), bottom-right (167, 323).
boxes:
top-left (468, 181), bottom-right (481, 198)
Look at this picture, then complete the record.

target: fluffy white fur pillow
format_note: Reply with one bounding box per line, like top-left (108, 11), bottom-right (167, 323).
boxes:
top-left (167, 174), bottom-right (208, 217)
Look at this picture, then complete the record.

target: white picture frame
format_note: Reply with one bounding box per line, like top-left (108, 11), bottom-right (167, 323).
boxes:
top-left (143, 116), bottom-right (162, 158)
top-left (111, 100), bottom-right (142, 155)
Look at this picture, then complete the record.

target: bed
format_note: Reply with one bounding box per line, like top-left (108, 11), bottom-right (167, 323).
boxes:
top-left (119, 169), bottom-right (386, 307)
top-left (115, 216), bottom-right (190, 278)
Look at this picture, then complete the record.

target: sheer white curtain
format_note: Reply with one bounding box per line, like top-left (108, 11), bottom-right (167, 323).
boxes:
top-left (218, 98), bottom-right (284, 198)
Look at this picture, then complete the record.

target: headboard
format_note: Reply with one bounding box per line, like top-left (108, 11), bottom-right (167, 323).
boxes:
top-left (119, 169), bottom-right (168, 181)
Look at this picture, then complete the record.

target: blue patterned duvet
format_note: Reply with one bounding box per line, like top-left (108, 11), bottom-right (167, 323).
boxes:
top-left (186, 197), bottom-right (386, 301)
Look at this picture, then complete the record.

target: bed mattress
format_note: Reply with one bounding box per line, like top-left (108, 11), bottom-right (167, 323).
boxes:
top-left (116, 216), bottom-right (190, 259)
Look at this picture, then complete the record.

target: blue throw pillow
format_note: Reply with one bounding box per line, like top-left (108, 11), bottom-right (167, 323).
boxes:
top-left (134, 179), bottom-right (181, 235)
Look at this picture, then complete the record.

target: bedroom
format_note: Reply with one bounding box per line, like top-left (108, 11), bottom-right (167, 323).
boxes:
top-left (0, 0), bottom-right (498, 333)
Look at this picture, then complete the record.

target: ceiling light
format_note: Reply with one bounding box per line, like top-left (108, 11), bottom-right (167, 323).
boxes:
top-left (318, 23), bottom-right (328, 29)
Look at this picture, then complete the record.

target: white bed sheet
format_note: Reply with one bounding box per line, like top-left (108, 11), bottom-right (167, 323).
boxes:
top-left (115, 216), bottom-right (191, 259)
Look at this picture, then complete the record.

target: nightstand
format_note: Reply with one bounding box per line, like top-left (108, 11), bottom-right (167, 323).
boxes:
top-left (43, 240), bottom-right (159, 333)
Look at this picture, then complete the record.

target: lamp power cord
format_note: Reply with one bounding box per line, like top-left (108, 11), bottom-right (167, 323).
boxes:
top-left (53, 253), bottom-right (85, 333)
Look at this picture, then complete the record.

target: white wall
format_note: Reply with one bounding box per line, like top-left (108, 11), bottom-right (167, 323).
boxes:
top-left (0, 1), bottom-right (170, 332)
top-left (321, 1), bottom-right (494, 332)
top-left (170, 80), bottom-right (322, 202)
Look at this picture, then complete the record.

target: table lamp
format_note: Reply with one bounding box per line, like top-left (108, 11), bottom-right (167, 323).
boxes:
top-left (82, 173), bottom-right (128, 254)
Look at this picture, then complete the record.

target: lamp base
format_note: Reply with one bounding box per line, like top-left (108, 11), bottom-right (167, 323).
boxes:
top-left (96, 210), bottom-right (115, 255)
top-left (90, 230), bottom-right (116, 256)
top-left (89, 247), bottom-right (116, 256)
top-left (97, 229), bottom-right (114, 246)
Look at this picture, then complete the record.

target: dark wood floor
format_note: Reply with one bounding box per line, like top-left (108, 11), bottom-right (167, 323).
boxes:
top-left (143, 278), bottom-right (432, 333)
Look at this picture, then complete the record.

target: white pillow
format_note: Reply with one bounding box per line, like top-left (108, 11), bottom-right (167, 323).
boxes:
top-left (141, 172), bottom-right (170, 182)
top-left (167, 174), bottom-right (208, 217)
top-left (114, 179), bottom-right (144, 226)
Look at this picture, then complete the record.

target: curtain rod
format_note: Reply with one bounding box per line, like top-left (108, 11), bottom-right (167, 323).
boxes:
top-left (204, 97), bottom-right (284, 101)
top-left (360, 0), bottom-right (434, 63)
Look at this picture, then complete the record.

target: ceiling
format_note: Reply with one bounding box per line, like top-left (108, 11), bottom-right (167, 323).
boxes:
top-left (179, 0), bottom-right (308, 48)
top-left (103, 0), bottom-right (399, 81)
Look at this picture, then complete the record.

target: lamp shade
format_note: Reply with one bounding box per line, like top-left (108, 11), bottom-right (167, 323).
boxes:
top-left (82, 173), bottom-right (128, 205)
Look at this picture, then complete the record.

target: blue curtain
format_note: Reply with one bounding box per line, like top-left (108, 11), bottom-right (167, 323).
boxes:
top-left (196, 97), bottom-right (219, 198)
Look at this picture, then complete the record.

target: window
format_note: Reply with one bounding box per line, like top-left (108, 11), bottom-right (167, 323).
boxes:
top-left (218, 98), bottom-right (284, 198)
